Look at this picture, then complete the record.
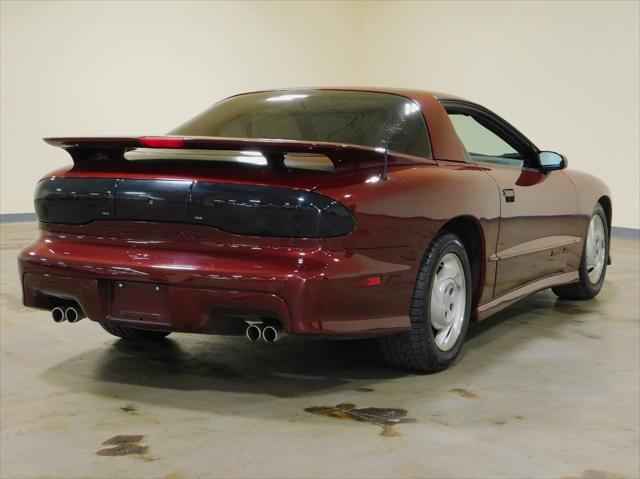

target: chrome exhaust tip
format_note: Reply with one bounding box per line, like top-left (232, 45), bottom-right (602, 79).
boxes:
top-left (246, 324), bottom-right (262, 341)
top-left (51, 307), bottom-right (66, 323)
top-left (64, 306), bottom-right (83, 323)
top-left (262, 325), bottom-right (280, 343)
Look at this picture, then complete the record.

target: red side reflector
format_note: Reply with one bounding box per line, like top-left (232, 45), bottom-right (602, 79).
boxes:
top-left (139, 137), bottom-right (185, 148)
top-left (356, 276), bottom-right (382, 287)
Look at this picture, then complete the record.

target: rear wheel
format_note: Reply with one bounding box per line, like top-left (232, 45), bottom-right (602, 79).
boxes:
top-left (100, 322), bottom-right (171, 341)
top-left (552, 204), bottom-right (608, 300)
top-left (379, 232), bottom-right (472, 372)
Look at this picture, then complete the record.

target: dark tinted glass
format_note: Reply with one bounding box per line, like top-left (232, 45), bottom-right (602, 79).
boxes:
top-left (171, 90), bottom-right (431, 158)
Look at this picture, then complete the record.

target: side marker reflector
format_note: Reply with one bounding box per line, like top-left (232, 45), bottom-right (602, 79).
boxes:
top-left (357, 276), bottom-right (382, 287)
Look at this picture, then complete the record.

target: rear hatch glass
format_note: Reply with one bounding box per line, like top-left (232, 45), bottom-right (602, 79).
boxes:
top-left (170, 90), bottom-right (431, 159)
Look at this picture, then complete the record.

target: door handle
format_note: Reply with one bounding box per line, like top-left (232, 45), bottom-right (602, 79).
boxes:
top-left (502, 189), bottom-right (515, 203)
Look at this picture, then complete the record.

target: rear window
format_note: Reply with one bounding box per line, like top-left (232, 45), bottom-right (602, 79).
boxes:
top-left (170, 90), bottom-right (431, 159)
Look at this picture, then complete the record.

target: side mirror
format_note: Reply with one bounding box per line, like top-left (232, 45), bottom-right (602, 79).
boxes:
top-left (538, 151), bottom-right (567, 171)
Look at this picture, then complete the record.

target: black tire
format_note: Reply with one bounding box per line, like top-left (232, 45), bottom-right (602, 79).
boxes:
top-left (552, 204), bottom-right (608, 300)
top-left (100, 322), bottom-right (171, 341)
top-left (379, 232), bottom-right (472, 373)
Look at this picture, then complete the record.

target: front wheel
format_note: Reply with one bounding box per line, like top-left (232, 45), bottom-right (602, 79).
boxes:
top-left (553, 203), bottom-right (608, 300)
top-left (100, 322), bottom-right (171, 341)
top-left (379, 232), bottom-right (472, 372)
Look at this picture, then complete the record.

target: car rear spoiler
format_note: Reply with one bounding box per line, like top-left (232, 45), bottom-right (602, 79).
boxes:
top-left (44, 136), bottom-right (431, 173)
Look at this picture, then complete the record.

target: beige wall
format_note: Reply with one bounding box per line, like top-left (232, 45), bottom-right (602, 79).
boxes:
top-left (2, 1), bottom-right (639, 228)
top-left (359, 0), bottom-right (639, 229)
top-left (0, 0), bottom-right (362, 214)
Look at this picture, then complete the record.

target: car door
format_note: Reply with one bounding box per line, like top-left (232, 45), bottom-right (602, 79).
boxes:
top-left (443, 101), bottom-right (579, 297)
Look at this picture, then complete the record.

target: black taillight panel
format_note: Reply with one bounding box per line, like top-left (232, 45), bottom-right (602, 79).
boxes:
top-left (35, 177), bottom-right (117, 224)
top-left (190, 182), bottom-right (355, 237)
top-left (35, 178), bottom-right (355, 238)
top-left (115, 179), bottom-right (192, 223)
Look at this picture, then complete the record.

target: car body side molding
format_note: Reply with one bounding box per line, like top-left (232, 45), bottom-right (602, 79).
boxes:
top-left (477, 271), bottom-right (579, 320)
top-left (488, 235), bottom-right (581, 261)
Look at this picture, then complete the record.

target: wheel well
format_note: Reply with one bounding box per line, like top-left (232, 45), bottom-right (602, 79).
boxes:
top-left (598, 195), bottom-right (612, 235)
top-left (441, 216), bottom-right (485, 316)
top-left (598, 196), bottom-right (612, 265)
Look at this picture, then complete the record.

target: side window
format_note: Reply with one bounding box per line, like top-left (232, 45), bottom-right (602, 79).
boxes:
top-left (448, 113), bottom-right (524, 168)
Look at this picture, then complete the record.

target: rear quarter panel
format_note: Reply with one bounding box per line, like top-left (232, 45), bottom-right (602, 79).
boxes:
top-left (315, 163), bottom-right (501, 306)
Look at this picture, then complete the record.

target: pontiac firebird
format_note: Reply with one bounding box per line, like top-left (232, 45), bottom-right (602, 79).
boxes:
top-left (19, 88), bottom-right (611, 372)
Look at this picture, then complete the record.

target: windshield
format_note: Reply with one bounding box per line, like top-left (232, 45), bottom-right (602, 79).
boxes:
top-left (170, 90), bottom-right (431, 158)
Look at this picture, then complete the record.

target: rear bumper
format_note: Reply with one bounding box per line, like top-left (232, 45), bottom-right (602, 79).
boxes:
top-left (19, 224), bottom-right (416, 336)
top-left (21, 272), bottom-right (290, 334)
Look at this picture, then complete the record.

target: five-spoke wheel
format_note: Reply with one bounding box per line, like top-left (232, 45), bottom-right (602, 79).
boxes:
top-left (430, 253), bottom-right (467, 351)
top-left (553, 203), bottom-right (608, 300)
top-left (585, 213), bottom-right (606, 284)
top-left (379, 232), bottom-right (472, 372)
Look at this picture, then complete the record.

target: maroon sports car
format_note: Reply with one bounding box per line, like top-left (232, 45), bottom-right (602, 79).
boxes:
top-left (19, 88), bottom-right (610, 372)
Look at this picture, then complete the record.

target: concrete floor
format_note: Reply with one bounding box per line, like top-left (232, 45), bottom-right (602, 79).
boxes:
top-left (1, 223), bottom-right (638, 479)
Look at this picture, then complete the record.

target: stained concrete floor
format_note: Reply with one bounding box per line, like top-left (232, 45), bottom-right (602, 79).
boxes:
top-left (0, 222), bottom-right (638, 479)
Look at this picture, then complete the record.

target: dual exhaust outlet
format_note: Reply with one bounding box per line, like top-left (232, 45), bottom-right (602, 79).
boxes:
top-left (53, 306), bottom-right (277, 339)
top-left (245, 323), bottom-right (282, 343)
top-left (51, 305), bottom-right (84, 323)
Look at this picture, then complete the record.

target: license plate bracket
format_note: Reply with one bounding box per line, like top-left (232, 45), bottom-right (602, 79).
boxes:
top-left (110, 281), bottom-right (171, 323)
